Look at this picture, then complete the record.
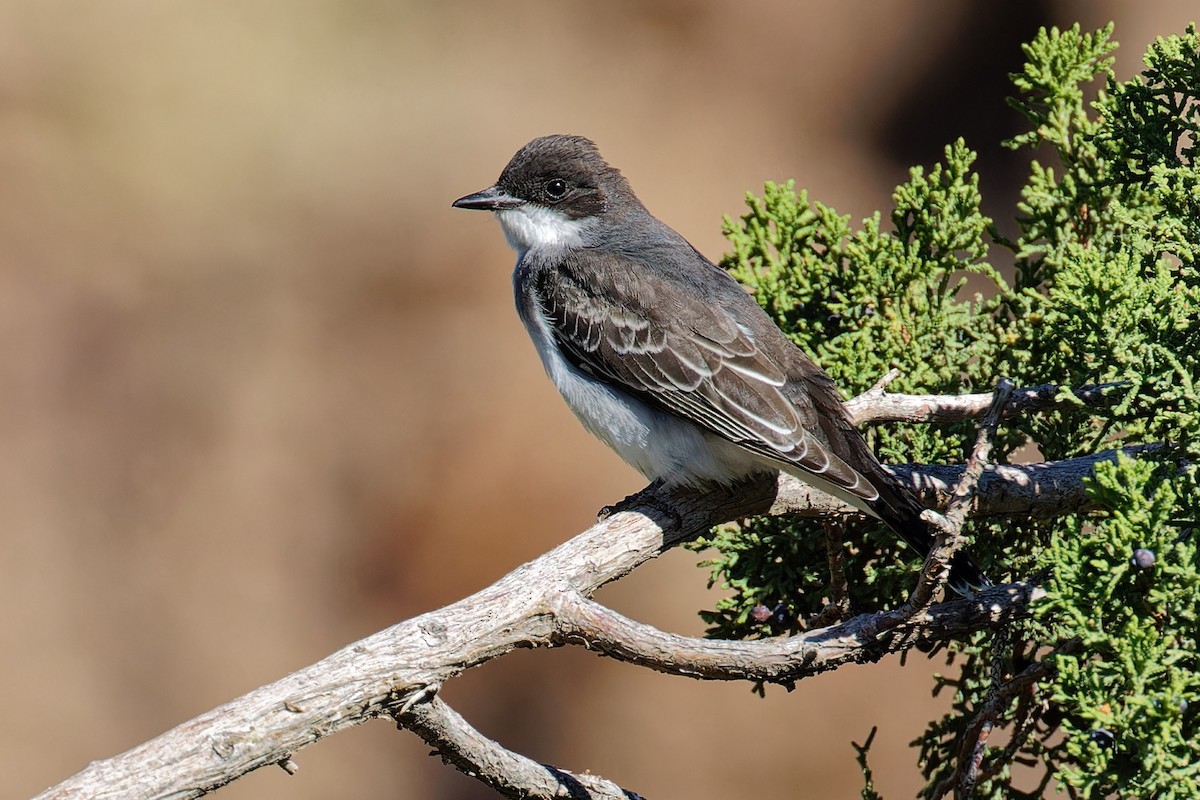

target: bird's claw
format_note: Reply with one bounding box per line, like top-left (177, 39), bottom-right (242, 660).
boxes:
top-left (596, 480), bottom-right (681, 531)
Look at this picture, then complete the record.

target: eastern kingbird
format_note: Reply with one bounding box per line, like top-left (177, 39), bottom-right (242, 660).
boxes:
top-left (454, 134), bottom-right (987, 595)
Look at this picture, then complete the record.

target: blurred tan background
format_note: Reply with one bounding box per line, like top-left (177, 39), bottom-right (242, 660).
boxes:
top-left (2, 2), bottom-right (1193, 798)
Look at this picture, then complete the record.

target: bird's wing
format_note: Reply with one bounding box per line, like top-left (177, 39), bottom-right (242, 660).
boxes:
top-left (536, 251), bottom-right (880, 504)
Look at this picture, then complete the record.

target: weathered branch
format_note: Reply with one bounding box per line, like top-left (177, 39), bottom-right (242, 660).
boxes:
top-left (936, 652), bottom-right (1055, 800)
top-left (33, 381), bottom-right (1149, 800)
top-left (789, 445), bottom-right (1149, 522)
top-left (397, 694), bottom-right (644, 800)
top-left (551, 582), bottom-right (1039, 686)
top-left (846, 380), bottom-right (1127, 425)
top-left (32, 446), bottom-right (1137, 800)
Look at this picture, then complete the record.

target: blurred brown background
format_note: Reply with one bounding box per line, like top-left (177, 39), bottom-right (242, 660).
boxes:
top-left (2, 2), bottom-right (1193, 798)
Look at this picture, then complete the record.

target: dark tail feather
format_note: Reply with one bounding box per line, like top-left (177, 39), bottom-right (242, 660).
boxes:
top-left (871, 478), bottom-right (992, 598)
top-left (812, 407), bottom-right (991, 596)
top-left (946, 551), bottom-right (992, 597)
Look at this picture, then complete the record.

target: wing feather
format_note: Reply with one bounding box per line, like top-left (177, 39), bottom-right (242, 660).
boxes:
top-left (536, 253), bottom-right (879, 502)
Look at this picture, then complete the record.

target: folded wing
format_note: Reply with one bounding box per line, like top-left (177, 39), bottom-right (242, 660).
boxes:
top-left (537, 251), bottom-right (880, 505)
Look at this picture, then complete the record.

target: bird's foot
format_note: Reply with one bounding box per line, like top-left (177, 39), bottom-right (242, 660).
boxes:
top-left (596, 479), bottom-right (681, 531)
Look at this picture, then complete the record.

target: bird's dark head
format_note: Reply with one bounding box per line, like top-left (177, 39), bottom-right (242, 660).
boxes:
top-left (453, 135), bottom-right (639, 256)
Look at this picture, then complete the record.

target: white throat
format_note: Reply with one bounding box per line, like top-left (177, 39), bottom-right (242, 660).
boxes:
top-left (495, 204), bottom-right (591, 258)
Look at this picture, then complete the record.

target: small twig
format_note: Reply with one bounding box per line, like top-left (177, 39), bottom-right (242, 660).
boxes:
top-left (958, 721), bottom-right (993, 800)
top-left (852, 726), bottom-right (883, 800)
top-left (954, 627), bottom-right (1012, 799)
top-left (865, 368), bottom-right (903, 396)
top-left (977, 680), bottom-right (1042, 786)
top-left (893, 379), bottom-right (1016, 622)
top-left (933, 645), bottom-right (1057, 800)
top-left (399, 682), bottom-right (442, 715)
top-left (946, 378), bottom-right (1015, 533)
top-left (807, 521), bottom-right (851, 627)
top-left (396, 694), bottom-right (644, 800)
top-left (900, 509), bottom-right (961, 620)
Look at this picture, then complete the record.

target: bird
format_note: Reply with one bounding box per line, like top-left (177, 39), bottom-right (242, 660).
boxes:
top-left (453, 134), bottom-right (987, 595)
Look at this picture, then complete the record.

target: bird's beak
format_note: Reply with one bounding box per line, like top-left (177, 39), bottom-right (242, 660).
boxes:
top-left (452, 185), bottom-right (523, 211)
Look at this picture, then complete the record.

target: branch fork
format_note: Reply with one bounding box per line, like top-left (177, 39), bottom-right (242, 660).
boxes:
top-left (34, 377), bottom-right (1135, 800)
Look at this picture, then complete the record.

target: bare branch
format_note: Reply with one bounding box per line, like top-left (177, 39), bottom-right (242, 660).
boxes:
top-left (896, 378), bottom-right (1015, 618)
top-left (550, 583), bottom-right (1040, 686)
top-left (977, 679), bottom-right (1042, 786)
top-left (397, 694), bottom-right (644, 800)
top-left (846, 380), bottom-right (1127, 426)
top-left (33, 360), bottom-right (1157, 800)
top-left (806, 521), bottom-right (851, 628)
top-left (887, 445), bottom-right (1153, 522)
top-left (30, 441), bottom-right (1123, 796)
top-left (863, 367), bottom-right (902, 396)
top-left (953, 628), bottom-right (1012, 800)
top-left (933, 641), bottom-right (1061, 800)
top-left (33, 439), bottom-right (1134, 800)
top-left (946, 378), bottom-right (1015, 531)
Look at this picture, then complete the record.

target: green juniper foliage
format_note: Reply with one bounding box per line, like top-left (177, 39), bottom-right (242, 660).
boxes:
top-left (691, 23), bottom-right (1200, 797)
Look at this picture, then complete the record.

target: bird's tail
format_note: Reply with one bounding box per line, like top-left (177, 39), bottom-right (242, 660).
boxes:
top-left (869, 473), bottom-right (992, 598)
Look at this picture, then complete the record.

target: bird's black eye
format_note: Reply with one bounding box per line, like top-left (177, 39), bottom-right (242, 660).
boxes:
top-left (544, 178), bottom-right (568, 199)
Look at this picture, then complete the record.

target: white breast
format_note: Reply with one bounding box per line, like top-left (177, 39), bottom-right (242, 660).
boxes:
top-left (496, 204), bottom-right (591, 257)
top-left (512, 276), bottom-right (765, 488)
